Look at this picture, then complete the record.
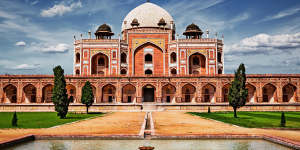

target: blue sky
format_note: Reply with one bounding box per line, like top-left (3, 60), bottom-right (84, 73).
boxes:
top-left (0, 0), bottom-right (300, 75)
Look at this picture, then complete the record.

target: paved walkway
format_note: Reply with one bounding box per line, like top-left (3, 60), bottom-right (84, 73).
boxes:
top-left (0, 112), bottom-right (145, 143)
top-left (1, 111), bottom-right (300, 146)
top-left (153, 112), bottom-right (300, 144)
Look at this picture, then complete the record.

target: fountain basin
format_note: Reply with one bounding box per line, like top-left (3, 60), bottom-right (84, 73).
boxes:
top-left (3, 139), bottom-right (293, 150)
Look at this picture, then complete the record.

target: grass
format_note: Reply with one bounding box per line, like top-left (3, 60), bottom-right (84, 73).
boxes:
top-left (0, 112), bottom-right (104, 129)
top-left (189, 111), bottom-right (300, 128)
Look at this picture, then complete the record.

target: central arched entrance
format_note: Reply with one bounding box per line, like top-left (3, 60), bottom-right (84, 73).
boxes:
top-left (143, 84), bottom-right (155, 102)
top-left (134, 42), bottom-right (163, 75)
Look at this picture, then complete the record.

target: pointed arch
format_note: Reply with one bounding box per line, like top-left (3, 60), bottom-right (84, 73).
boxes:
top-left (182, 84), bottom-right (196, 103)
top-left (202, 83), bottom-right (216, 103)
top-left (262, 83), bottom-right (277, 103)
top-left (3, 84), bottom-right (17, 103)
top-left (91, 52), bottom-right (109, 75)
top-left (189, 52), bottom-right (206, 75)
top-left (170, 52), bottom-right (177, 63)
top-left (102, 84), bottom-right (116, 103)
top-left (246, 83), bottom-right (256, 103)
top-left (282, 83), bottom-right (297, 102)
top-left (142, 84), bottom-right (156, 102)
top-left (23, 84), bottom-right (36, 103)
top-left (134, 42), bottom-right (164, 75)
top-left (42, 84), bottom-right (53, 103)
top-left (162, 84), bottom-right (176, 103)
top-left (222, 83), bottom-right (231, 103)
top-left (122, 84), bottom-right (136, 103)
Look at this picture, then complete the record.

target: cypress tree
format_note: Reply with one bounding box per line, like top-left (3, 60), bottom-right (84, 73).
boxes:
top-left (81, 81), bottom-right (94, 114)
top-left (208, 106), bottom-right (211, 113)
top-left (228, 63), bottom-right (248, 118)
top-left (52, 66), bottom-right (70, 119)
top-left (281, 112), bottom-right (286, 127)
top-left (12, 111), bottom-right (18, 127)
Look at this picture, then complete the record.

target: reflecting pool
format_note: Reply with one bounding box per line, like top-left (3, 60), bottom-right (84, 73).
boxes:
top-left (5, 139), bottom-right (292, 150)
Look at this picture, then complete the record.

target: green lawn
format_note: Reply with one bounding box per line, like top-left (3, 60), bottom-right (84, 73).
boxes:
top-left (0, 112), bottom-right (103, 129)
top-left (189, 111), bottom-right (300, 128)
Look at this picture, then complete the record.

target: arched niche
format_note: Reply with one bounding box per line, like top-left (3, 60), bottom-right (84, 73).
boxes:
top-left (162, 84), bottom-right (176, 103)
top-left (189, 53), bottom-right (206, 75)
top-left (122, 84), bottom-right (136, 103)
top-left (23, 84), bottom-right (36, 103)
top-left (182, 84), bottom-right (196, 103)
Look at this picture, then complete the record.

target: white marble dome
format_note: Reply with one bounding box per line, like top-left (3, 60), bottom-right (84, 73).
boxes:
top-left (122, 2), bottom-right (174, 31)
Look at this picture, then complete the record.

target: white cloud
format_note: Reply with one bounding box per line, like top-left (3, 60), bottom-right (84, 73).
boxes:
top-left (41, 1), bottom-right (82, 17)
top-left (11, 64), bottom-right (40, 70)
top-left (30, 43), bottom-right (70, 53)
top-left (0, 10), bottom-right (17, 19)
top-left (226, 32), bottom-right (300, 54)
top-left (31, 0), bottom-right (39, 5)
top-left (260, 7), bottom-right (300, 22)
top-left (15, 41), bottom-right (26, 46)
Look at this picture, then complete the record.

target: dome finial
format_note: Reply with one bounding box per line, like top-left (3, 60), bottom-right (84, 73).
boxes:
top-left (147, 0), bottom-right (150, 2)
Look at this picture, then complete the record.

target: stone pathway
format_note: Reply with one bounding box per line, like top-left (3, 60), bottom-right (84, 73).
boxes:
top-left (152, 112), bottom-right (300, 144)
top-left (1, 111), bottom-right (300, 147)
top-left (0, 112), bottom-right (145, 143)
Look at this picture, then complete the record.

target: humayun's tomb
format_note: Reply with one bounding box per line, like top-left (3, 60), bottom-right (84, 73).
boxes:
top-left (0, 2), bottom-right (299, 112)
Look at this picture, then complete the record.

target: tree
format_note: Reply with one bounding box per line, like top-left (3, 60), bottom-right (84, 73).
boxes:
top-left (52, 66), bottom-right (70, 119)
top-left (208, 106), bottom-right (211, 113)
top-left (228, 63), bottom-right (248, 118)
top-left (12, 111), bottom-right (18, 127)
top-left (281, 112), bottom-right (286, 127)
top-left (81, 81), bottom-right (94, 113)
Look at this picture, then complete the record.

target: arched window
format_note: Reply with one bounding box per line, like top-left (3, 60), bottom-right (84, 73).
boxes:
top-left (171, 68), bottom-right (177, 75)
top-left (145, 54), bottom-right (152, 63)
top-left (193, 56), bottom-right (199, 65)
top-left (170, 52), bottom-right (176, 63)
top-left (76, 53), bottom-right (80, 63)
top-left (98, 57), bottom-right (105, 66)
top-left (217, 52), bottom-right (222, 63)
top-left (120, 69), bottom-right (127, 75)
top-left (145, 69), bottom-right (153, 75)
top-left (76, 69), bottom-right (80, 75)
top-left (121, 53), bottom-right (127, 63)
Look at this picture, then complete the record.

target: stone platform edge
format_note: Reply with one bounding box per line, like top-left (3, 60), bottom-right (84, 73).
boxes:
top-left (1, 134), bottom-right (299, 150)
top-left (0, 135), bottom-right (35, 149)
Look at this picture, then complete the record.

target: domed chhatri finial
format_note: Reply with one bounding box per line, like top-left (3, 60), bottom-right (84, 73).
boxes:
top-left (158, 18), bottom-right (166, 27)
top-left (131, 18), bottom-right (140, 27)
top-left (183, 23), bottom-right (203, 39)
top-left (95, 24), bottom-right (114, 39)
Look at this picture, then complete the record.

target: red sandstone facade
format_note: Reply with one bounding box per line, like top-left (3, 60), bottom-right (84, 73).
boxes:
top-left (0, 2), bottom-right (299, 111)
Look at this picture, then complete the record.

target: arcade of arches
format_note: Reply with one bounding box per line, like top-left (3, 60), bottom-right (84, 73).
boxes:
top-left (0, 76), bottom-right (299, 105)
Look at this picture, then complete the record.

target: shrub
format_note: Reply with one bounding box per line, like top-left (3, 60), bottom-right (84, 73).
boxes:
top-left (280, 112), bottom-right (286, 127)
top-left (12, 112), bottom-right (18, 127)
